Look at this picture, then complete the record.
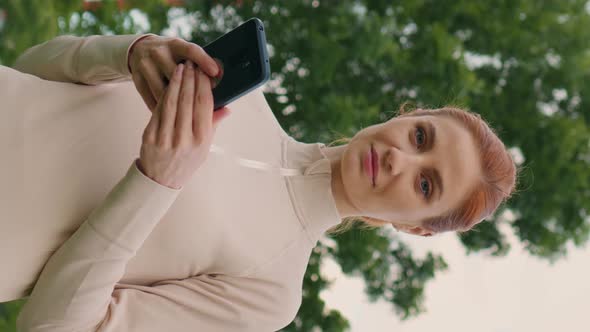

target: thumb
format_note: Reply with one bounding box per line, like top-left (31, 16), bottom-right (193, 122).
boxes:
top-left (212, 106), bottom-right (232, 129)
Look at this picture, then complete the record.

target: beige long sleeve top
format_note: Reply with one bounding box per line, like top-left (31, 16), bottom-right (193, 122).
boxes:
top-left (0, 33), bottom-right (342, 332)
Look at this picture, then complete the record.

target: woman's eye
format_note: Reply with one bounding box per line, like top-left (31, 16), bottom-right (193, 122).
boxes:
top-left (415, 126), bottom-right (426, 147)
top-left (419, 176), bottom-right (430, 199)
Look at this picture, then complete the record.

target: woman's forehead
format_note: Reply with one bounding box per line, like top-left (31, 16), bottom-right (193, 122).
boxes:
top-left (424, 115), bottom-right (481, 212)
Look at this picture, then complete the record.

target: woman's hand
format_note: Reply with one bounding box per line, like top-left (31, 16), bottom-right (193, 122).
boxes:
top-left (137, 60), bottom-right (231, 190)
top-left (128, 35), bottom-right (221, 113)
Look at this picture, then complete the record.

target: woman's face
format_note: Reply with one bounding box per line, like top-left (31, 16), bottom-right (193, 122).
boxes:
top-left (338, 114), bottom-right (481, 232)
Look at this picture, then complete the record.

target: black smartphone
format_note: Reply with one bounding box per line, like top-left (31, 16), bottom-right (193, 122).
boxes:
top-left (202, 17), bottom-right (271, 110)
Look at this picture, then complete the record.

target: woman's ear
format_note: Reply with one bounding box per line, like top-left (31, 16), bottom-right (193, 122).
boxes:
top-left (406, 226), bottom-right (433, 237)
top-left (391, 223), bottom-right (434, 236)
top-left (361, 217), bottom-right (435, 236)
top-left (362, 216), bottom-right (390, 227)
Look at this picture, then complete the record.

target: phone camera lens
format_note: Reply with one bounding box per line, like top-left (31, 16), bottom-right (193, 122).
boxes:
top-left (259, 26), bottom-right (263, 31)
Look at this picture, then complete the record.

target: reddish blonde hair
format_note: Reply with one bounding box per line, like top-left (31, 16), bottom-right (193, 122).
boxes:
top-left (326, 104), bottom-right (520, 236)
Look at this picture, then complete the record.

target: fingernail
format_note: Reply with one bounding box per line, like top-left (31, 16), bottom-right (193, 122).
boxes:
top-left (176, 64), bottom-right (184, 75)
top-left (186, 61), bottom-right (193, 70)
top-left (211, 58), bottom-right (221, 76)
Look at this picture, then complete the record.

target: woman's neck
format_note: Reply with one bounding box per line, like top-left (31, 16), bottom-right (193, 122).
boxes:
top-left (320, 144), bottom-right (359, 219)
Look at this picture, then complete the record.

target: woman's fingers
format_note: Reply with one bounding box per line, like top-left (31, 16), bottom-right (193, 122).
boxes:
top-left (193, 68), bottom-right (214, 141)
top-left (170, 38), bottom-right (219, 77)
top-left (132, 72), bottom-right (157, 112)
top-left (212, 106), bottom-right (232, 131)
top-left (143, 98), bottom-right (160, 144)
top-left (129, 35), bottom-right (222, 116)
top-left (139, 59), bottom-right (166, 102)
top-left (157, 63), bottom-right (183, 147)
top-left (176, 61), bottom-right (195, 146)
top-left (150, 45), bottom-right (178, 84)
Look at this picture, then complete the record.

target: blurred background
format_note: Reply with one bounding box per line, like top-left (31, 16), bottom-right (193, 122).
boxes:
top-left (1, 1), bottom-right (589, 331)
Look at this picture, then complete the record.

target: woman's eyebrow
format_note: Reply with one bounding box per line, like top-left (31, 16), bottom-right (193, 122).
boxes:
top-left (430, 166), bottom-right (444, 202)
top-left (425, 120), bottom-right (444, 201)
top-left (426, 120), bottom-right (437, 151)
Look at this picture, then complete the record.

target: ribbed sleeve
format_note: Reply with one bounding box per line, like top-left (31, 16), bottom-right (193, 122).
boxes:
top-left (16, 158), bottom-right (181, 332)
top-left (12, 33), bottom-right (158, 85)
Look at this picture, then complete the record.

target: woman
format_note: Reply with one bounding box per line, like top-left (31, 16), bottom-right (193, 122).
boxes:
top-left (1, 33), bottom-right (517, 331)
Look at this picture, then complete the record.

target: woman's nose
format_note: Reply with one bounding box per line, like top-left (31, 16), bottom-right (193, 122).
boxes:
top-left (386, 146), bottom-right (416, 178)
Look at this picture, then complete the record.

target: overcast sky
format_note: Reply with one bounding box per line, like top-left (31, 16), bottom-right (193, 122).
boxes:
top-left (320, 221), bottom-right (589, 332)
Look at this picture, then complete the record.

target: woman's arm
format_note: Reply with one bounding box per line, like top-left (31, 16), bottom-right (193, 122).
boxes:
top-left (11, 33), bottom-right (157, 85)
top-left (16, 158), bottom-right (299, 332)
top-left (16, 158), bottom-right (181, 331)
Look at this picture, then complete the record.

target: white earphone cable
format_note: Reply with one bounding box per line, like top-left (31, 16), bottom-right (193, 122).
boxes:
top-left (209, 144), bottom-right (305, 177)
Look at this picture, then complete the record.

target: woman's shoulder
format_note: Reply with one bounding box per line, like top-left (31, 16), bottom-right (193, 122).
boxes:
top-left (232, 87), bottom-right (291, 140)
top-left (212, 87), bottom-right (293, 164)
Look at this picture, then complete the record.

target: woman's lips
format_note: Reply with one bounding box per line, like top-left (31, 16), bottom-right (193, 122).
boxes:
top-left (371, 145), bottom-right (379, 186)
top-left (364, 147), bottom-right (374, 186)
